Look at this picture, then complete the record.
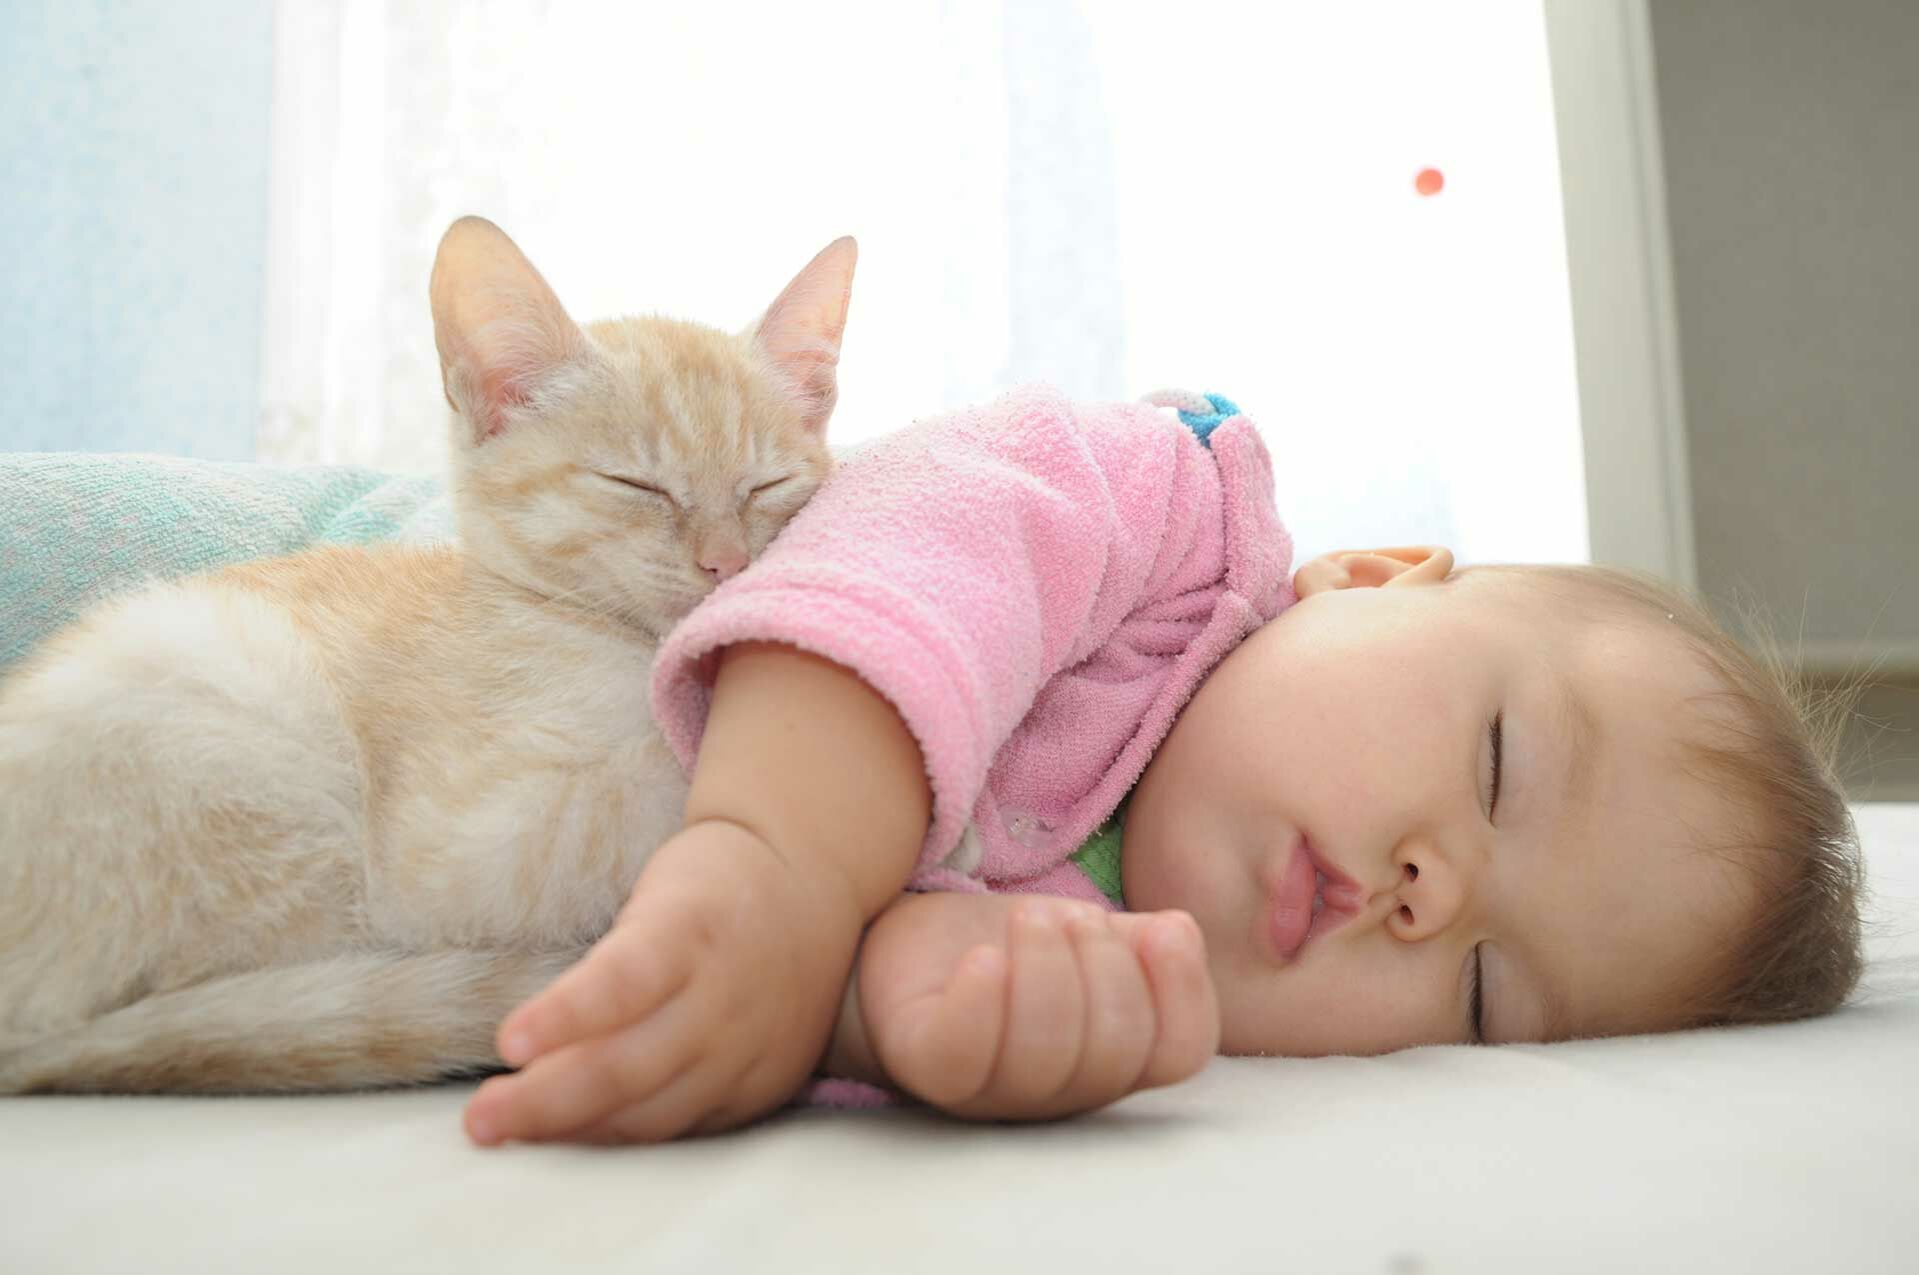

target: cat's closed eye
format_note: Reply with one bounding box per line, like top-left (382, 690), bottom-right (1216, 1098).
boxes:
top-left (747, 477), bottom-right (793, 500)
top-left (596, 472), bottom-right (674, 504)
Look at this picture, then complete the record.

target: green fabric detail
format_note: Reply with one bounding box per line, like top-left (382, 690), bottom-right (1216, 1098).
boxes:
top-left (0, 452), bottom-right (453, 676)
top-left (1070, 806), bottom-right (1127, 908)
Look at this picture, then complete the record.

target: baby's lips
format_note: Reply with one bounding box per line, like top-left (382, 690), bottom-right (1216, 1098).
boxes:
top-left (1269, 841), bottom-right (1319, 960)
top-left (1303, 840), bottom-right (1368, 913)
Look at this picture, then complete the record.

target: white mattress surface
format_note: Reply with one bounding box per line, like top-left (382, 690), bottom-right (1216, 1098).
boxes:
top-left (5, 805), bottom-right (1917, 1275)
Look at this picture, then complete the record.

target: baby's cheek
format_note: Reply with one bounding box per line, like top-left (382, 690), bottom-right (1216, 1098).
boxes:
top-left (1121, 820), bottom-right (1227, 936)
top-left (1118, 837), bottom-right (1179, 919)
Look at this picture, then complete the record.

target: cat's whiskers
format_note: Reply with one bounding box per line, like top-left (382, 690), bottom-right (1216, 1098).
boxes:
top-left (512, 562), bottom-right (714, 644)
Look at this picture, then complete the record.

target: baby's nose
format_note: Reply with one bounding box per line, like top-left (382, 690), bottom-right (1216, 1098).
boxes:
top-left (1386, 848), bottom-right (1469, 940)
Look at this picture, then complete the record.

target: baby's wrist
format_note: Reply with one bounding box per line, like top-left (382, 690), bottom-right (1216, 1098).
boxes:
top-left (655, 816), bottom-right (870, 949)
top-left (818, 951), bottom-right (890, 1087)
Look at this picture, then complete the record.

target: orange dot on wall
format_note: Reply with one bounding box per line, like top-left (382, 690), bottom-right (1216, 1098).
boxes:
top-left (1414, 167), bottom-right (1445, 197)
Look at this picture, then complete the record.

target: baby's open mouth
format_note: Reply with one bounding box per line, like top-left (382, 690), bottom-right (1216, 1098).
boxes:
top-left (1268, 843), bottom-right (1321, 960)
top-left (1269, 843), bottom-right (1363, 963)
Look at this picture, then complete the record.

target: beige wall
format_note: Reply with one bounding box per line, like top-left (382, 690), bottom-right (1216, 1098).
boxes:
top-left (1647, 0), bottom-right (1919, 666)
top-left (1646, 0), bottom-right (1919, 796)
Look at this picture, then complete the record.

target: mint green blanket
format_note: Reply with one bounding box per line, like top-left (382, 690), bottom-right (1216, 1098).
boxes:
top-left (0, 453), bottom-right (452, 675)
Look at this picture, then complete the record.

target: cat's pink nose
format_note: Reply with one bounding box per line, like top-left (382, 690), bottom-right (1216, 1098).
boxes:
top-left (699, 545), bottom-right (749, 583)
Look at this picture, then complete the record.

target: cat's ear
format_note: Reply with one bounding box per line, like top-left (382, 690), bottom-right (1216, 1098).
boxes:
top-left (429, 216), bottom-right (588, 443)
top-left (750, 236), bottom-right (857, 436)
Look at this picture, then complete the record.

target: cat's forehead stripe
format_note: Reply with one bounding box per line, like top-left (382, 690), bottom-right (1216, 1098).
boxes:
top-left (574, 315), bottom-right (820, 490)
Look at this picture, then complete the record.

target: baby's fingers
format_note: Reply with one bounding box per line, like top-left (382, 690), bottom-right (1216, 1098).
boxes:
top-left (495, 925), bottom-right (689, 1067)
top-left (1059, 912), bottom-right (1158, 1103)
top-left (987, 907), bottom-right (1086, 1106)
top-left (882, 946), bottom-right (1007, 1109)
top-left (467, 995), bottom-right (702, 1145)
top-left (1133, 911), bottom-right (1219, 1088)
top-left (570, 1065), bottom-right (731, 1145)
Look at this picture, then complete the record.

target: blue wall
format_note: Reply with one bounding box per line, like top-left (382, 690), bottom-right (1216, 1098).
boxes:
top-left (0, 1), bottom-right (274, 458)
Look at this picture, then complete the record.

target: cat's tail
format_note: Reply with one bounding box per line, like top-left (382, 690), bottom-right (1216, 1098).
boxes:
top-left (0, 948), bottom-right (583, 1094)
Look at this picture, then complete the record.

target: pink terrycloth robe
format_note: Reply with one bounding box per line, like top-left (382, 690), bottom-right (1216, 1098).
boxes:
top-left (652, 385), bottom-right (1295, 908)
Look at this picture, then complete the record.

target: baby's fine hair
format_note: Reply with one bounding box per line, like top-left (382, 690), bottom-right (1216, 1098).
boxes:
top-left (1477, 563), bottom-right (1866, 1030)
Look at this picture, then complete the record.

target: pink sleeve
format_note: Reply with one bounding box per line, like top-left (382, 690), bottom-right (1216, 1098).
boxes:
top-left (651, 385), bottom-right (1227, 871)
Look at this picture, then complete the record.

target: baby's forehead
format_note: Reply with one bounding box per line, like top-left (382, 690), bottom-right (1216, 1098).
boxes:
top-left (1446, 564), bottom-right (1582, 616)
top-left (1561, 630), bottom-right (1755, 846)
top-left (1460, 573), bottom-right (1735, 789)
top-left (1450, 562), bottom-right (1619, 608)
top-left (1452, 566), bottom-right (1698, 654)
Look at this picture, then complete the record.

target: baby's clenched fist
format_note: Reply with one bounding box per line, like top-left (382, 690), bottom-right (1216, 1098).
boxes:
top-left (846, 895), bottom-right (1219, 1120)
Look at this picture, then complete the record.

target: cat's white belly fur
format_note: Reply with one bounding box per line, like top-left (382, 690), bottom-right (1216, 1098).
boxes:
top-left (367, 692), bottom-right (685, 950)
top-left (337, 594), bottom-right (686, 951)
top-left (0, 583), bottom-right (364, 1037)
top-left (0, 573), bottom-right (685, 1041)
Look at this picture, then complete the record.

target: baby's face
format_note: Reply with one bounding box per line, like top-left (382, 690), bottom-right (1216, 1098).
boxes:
top-left (1125, 552), bottom-right (1753, 1054)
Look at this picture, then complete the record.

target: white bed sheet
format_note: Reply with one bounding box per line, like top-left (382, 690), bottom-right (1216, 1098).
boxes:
top-left (5, 805), bottom-right (1917, 1275)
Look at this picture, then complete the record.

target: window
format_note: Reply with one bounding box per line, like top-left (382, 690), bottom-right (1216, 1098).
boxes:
top-left (263, 1), bottom-right (1583, 564)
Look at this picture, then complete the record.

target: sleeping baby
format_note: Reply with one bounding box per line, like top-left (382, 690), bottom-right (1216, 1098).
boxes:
top-left (464, 383), bottom-right (1863, 1143)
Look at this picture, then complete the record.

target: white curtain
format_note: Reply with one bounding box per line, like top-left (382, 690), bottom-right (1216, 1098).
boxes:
top-left (261, 0), bottom-right (1586, 566)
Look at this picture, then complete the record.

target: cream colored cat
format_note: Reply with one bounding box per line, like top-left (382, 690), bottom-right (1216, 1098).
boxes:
top-left (0, 217), bottom-right (854, 1092)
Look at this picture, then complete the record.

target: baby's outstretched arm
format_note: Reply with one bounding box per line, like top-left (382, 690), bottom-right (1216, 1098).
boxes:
top-left (825, 893), bottom-right (1219, 1120)
top-left (464, 643), bottom-right (930, 1145)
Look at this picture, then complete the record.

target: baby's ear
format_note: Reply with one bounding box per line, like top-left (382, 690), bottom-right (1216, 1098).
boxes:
top-left (429, 216), bottom-right (588, 444)
top-left (750, 236), bottom-right (857, 437)
top-left (1294, 546), bottom-right (1455, 597)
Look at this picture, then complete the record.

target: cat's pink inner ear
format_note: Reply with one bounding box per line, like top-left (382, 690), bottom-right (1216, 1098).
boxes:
top-left (429, 216), bottom-right (585, 443)
top-left (755, 236), bottom-right (857, 435)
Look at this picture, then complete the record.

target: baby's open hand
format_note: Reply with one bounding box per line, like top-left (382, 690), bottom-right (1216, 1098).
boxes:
top-left (463, 818), bottom-right (861, 1145)
top-left (862, 899), bottom-right (1219, 1121)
